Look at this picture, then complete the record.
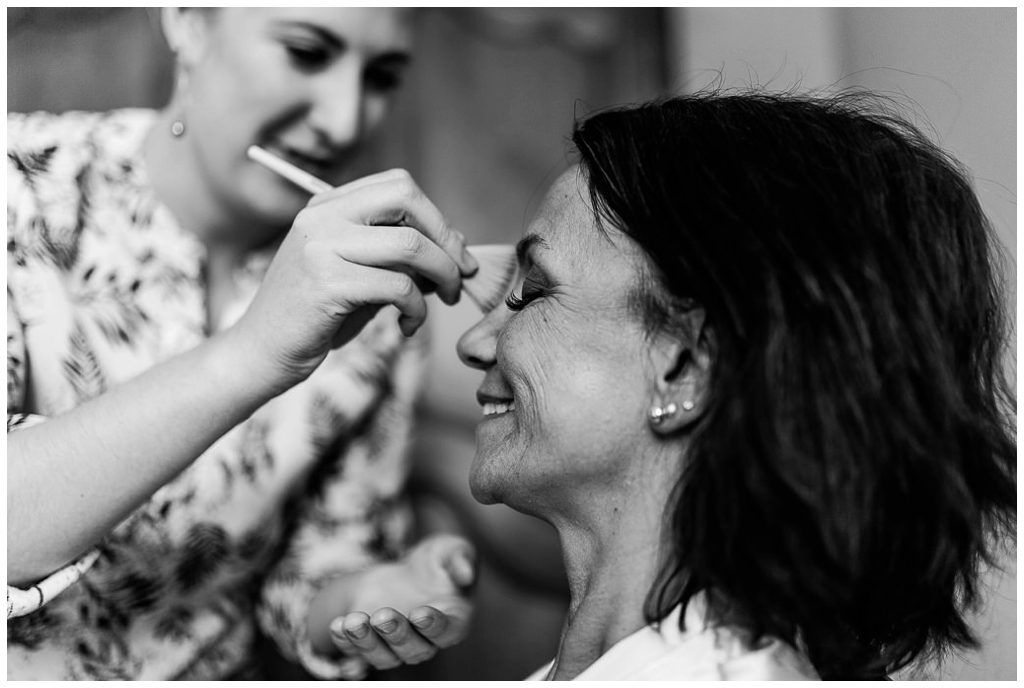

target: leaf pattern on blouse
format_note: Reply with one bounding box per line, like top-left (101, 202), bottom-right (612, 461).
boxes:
top-left (8, 145), bottom-right (57, 179)
top-left (6, 109), bottom-right (427, 680)
top-left (62, 324), bottom-right (107, 402)
top-left (175, 524), bottom-right (231, 593)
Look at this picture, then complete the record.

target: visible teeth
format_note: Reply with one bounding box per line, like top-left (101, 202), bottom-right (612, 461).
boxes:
top-left (483, 401), bottom-right (516, 417)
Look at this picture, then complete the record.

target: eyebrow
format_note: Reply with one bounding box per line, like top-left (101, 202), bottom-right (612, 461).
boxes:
top-left (275, 21), bottom-right (412, 66)
top-left (515, 234), bottom-right (548, 267)
top-left (277, 21), bottom-right (344, 49)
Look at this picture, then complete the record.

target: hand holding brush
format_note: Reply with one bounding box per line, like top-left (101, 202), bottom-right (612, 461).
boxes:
top-left (224, 149), bottom-right (517, 392)
top-left (248, 145), bottom-right (517, 314)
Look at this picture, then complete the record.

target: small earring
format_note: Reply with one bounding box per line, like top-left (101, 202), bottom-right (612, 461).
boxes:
top-left (170, 66), bottom-right (189, 139)
top-left (681, 400), bottom-right (695, 411)
top-left (649, 402), bottom-right (678, 425)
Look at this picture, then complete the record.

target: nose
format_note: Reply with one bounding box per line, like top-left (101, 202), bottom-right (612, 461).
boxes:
top-left (308, 61), bottom-right (363, 149)
top-left (457, 306), bottom-right (509, 370)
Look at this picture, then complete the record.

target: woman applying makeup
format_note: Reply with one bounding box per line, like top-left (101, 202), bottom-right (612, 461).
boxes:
top-left (8, 9), bottom-right (476, 679)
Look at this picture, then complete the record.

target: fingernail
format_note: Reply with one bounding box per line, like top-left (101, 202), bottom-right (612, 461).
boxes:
top-left (455, 554), bottom-right (475, 586)
top-left (376, 619), bottom-right (398, 634)
top-left (348, 622), bottom-right (369, 639)
top-left (411, 615), bottom-right (433, 630)
top-left (330, 618), bottom-right (346, 636)
top-left (398, 315), bottom-right (417, 337)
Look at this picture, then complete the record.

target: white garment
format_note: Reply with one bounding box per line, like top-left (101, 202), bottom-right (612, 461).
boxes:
top-left (526, 594), bottom-right (818, 681)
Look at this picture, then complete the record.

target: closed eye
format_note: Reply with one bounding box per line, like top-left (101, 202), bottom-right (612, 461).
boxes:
top-left (365, 64), bottom-right (405, 93)
top-left (286, 44), bottom-right (331, 69)
top-left (275, 20), bottom-right (342, 72)
top-left (505, 276), bottom-right (546, 311)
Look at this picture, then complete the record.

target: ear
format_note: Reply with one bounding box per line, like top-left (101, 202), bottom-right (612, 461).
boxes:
top-left (161, 8), bottom-right (210, 68)
top-left (646, 305), bottom-right (712, 436)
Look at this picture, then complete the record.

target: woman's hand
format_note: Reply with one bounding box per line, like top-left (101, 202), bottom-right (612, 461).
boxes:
top-left (231, 169), bottom-right (478, 392)
top-left (309, 533), bottom-right (476, 678)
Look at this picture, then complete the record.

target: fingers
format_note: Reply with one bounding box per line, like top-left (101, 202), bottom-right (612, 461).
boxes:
top-left (331, 608), bottom-right (440, 670)
top-left (443, 545), bottom-right (477, 590)
top-left (411, 533), bottom-right (478, 589)
top-left (310, 169), bottom-right (479, 277)
top-left (237, 169), bottom-right (475, 386)
top-left (328, 304), bottom-right (383, 350)
top-left (408, 601), bottom-right (472, 649)
top-left (328, 264), bottom-right (428, 337)
top-left (331, 226), bottom-right (462, 306)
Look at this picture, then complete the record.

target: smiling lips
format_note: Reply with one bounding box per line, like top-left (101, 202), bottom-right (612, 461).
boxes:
top-left (482, 401), bottom-right (516, 417)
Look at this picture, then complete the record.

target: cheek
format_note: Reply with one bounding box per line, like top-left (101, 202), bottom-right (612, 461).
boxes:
top-left (362, 97), bottom-right (393, 136)
top-left (535, 364), bottom-right (645, 462)
top-left (506, 319), bottom-right (646, 451)
top-left (190, 65), bottom-right (309, 216)
top-left (199, 41), bottom-right (303, 128)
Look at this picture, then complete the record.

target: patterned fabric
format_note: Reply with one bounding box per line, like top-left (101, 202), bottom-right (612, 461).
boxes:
top-left (6, 109), bottom-right (427, 680)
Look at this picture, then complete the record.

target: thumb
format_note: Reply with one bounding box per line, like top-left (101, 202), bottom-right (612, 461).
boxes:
top-left (441, 540), bottom-right (477, 590)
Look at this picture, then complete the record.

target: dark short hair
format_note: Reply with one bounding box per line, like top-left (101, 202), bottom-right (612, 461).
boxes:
top-left (572, 90), bottom-right (1016, 679)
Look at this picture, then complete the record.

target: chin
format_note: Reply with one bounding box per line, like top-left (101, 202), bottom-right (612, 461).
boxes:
top-left (468, 463), bottom-right (500, 506)
top-left (244, 182), bottom-right (309, 227)
top-left (469, 462), bottom-right (544, 518)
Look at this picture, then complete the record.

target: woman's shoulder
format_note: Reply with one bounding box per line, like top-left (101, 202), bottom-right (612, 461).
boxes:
top-left (630, 619), bottom-right (819, 680)
top-left (8, 108), bottom-right (155, 152)
top-left (9, 108), bottom-right (155, 178)
top-left (562, 601), bottom-right (820, 681)
top-left (7, 108), bottom-right (157, 265)
top-left (715, 632), bottom-right (820, 680)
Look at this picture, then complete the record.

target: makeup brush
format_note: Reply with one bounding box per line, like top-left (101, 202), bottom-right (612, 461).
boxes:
top-left (458, 243), bottom-right (518, 312)
top-left (247, 145), bottom-right (518, 313)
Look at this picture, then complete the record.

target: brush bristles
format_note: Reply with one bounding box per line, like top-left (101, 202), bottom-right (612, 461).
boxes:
top-left (462, 244), bottom-right (519, 313)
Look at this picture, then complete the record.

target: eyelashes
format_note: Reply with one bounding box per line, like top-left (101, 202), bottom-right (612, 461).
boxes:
top-left (282, 45), bottom-right (403, 92)
top-left (505, 268), bottom-right (547, 312)
top-left (505, 283), bottom-right (546, 312)
top-left (285, 44), bottom-right (330, 70)
top-left (365, 66), bottom-right (404, 93)
top-left (505, 291), bottom-right (527, 311)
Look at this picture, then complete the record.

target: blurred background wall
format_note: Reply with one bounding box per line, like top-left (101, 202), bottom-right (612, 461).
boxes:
top-left (8, 7), bottom-right (1015, 681)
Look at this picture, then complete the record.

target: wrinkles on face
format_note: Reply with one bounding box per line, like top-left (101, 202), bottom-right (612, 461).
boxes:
top-left (471, 169), bottom-right (657, 518)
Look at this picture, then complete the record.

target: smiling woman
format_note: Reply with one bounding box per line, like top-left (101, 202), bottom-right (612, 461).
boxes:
top-left (7, 7), bottom-right (482, 681)
top-left (462, 182), bottom-right (663, 513)
top-left (457, 91), bottom-right (1016, 680)
top-left (150, 8), bottom-right (414, 239)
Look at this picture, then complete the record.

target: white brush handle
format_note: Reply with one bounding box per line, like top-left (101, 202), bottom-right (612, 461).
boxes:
top-left (247, 145), bottom-right (333, 194)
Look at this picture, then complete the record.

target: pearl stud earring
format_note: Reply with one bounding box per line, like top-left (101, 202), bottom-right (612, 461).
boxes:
top-left (649, 402), bottom-right (678, 424)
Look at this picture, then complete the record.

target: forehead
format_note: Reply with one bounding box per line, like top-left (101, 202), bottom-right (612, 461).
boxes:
top-left (526, 165), bottom-right (639, 266)
top-left (224, 8), bottom-right (414, 49)
top-left (528, 167), bottom-right (597, 250)
top-left (523, 166), bottom-right (651, 321)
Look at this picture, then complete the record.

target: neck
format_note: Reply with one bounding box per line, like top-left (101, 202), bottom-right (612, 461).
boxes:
top-left (544, 497), bottom-right (671, 681)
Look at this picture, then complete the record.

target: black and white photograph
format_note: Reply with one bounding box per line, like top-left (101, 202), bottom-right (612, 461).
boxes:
top-left (6, 7), bottom-right (1016, 681)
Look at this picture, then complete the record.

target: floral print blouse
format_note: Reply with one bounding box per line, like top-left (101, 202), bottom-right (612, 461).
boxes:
top-left (6, 109), bottom-right (427, 679)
